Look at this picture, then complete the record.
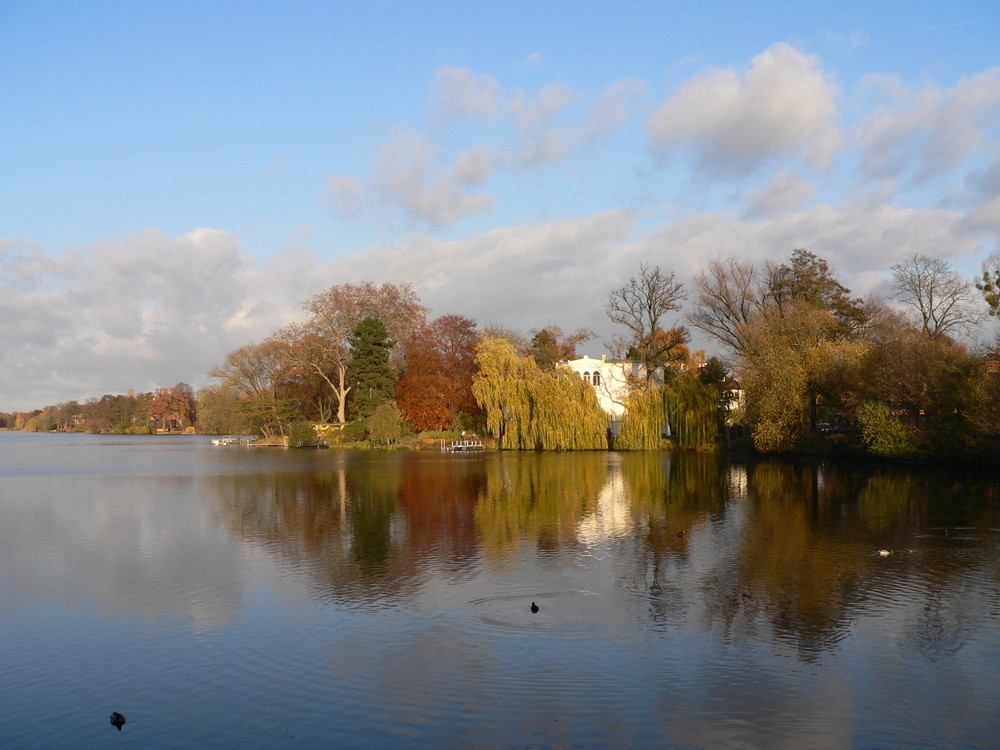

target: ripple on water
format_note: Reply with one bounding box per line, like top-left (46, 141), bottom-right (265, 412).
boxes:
top-left (466, 589), bottom-right (619, 638)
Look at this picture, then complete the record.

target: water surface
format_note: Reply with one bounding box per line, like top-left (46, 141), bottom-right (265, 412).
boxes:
top-left (1, 433), bottom-right (998, 748)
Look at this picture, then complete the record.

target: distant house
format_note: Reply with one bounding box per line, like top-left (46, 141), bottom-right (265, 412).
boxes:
top-left (562, 355), bottom-right (662, 436)
top-left (564, 354), bottom-right (744, 438)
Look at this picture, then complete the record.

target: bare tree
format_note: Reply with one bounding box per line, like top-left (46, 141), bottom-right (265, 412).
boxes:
top-left (210, 338), bottom-right (296, 437)
top-left (687, 258), bottom-right (768, 356)
top-left (891, 253), bottom-right (983, 338)
top-left (607, 260), bottom-right (684, 338)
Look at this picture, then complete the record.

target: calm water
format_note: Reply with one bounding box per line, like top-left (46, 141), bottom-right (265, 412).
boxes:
top-left (1, 433), bottom-right (998, 749)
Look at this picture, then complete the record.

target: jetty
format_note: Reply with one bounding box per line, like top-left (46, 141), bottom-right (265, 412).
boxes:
top-left (441, 439), bottom-right (484, 452)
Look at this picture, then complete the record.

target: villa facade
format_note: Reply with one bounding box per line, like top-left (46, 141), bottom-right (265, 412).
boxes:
top-left (562, 355), bottom-right (661, 436)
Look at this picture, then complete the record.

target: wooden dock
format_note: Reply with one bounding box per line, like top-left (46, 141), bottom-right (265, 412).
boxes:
top-left (441, 439), bottom-right (484, 452)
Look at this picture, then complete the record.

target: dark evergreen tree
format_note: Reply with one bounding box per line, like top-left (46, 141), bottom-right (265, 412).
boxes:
top-left (347, 316), bottom-right (397, 421)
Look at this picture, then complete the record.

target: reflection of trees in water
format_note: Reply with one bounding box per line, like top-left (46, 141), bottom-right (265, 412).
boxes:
top-left (735, 460), bottom-right (867, 655)
top-left (605, 453), bottom-right (726, 631)
top-left (473, 453), bottom-right (608, 554)
top-left (209, 452), bottom-right (1000, 654)
top-left (211, 456), bottom-right (487, 604)
top-left (610, 455), bottom-right (1000, 659)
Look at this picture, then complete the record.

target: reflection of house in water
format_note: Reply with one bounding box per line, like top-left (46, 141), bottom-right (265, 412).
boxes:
top-left (562, 355), bottom-right (661, 437)
top-left (576, 457), bottom-right (633, 544)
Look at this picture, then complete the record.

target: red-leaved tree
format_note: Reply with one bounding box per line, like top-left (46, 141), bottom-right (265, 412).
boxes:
top-left (398, 314), bottom-right (482, 431)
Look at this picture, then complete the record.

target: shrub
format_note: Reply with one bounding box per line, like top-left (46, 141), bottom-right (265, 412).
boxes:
top-left (287, 420), bottom-right (317, 448)
top-left (857, 402), bottom-right (915, 458)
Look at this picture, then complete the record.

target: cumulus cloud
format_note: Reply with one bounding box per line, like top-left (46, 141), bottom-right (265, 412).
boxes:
top-left (331, 67), bottom-right (655, 228)
top-left (585, 78), bottom-right (650, 143)
top-left (325, 210), bottom-right (638, 332)
top-left (856, 67), bottom-right (1000, 186)
top-left (371, 130), bottom-right (493, 226)
top-left (0, 229), bottom-right (307, 410)
top-left (646, 42), bottom-right (843, 176)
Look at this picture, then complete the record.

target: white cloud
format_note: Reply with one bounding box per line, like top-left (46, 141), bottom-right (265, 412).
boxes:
top-left (856, 67), bottom-right (1000, 186)
top-left (327, 210), bottom-right (638, 333)
top-left (646, 42), bottom-right (843, 176)
top-left (431, 65), bottom-right (505, 122)
top-left (371, 129), bottom-right (493, 226)
top-left (453, 145), bottom-right (499, 187)
top-left (585, 78), bottom-right (650, 143)
top-left (0, 229), bottom-right (305, 410)
top-left (742, 171), bottom-right (817, 218)
top-left (331, 68), bottom-right (651, 227)
top-left (323, 175), bottom-right (366, 219)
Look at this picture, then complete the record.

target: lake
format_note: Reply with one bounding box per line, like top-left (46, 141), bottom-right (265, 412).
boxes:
top-left (0, 432), bottom-right (998, 749)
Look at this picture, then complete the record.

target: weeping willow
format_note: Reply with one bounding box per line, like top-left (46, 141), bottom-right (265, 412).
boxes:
top-left (616, 375), bottom-right (719, 451)
top-left (472, 337), bottom-right (607, 450)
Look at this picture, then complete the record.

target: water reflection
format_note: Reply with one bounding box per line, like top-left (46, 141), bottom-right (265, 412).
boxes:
top-left (3, 436), bottom-right (998, 748)
top-left (202, 450), bottom-right (1000, 666)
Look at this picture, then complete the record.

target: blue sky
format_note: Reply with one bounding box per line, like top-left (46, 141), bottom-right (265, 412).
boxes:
top-left (2, 0), bottom-right (999, 410)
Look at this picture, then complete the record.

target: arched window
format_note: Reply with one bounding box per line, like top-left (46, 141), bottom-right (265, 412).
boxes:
top-left (582, 371), bottom-right (591, 384)
top-left (592, 372), bottom-right (601, 386)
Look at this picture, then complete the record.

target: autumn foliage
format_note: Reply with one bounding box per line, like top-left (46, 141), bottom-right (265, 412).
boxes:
top-left (397, 314), bottom-right (483, 431)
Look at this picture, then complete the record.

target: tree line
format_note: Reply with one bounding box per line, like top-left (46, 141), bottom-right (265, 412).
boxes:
top-left (7, 249), bottom-right (1000, 462)
top-left (2, 384), bottom-right (197, 434)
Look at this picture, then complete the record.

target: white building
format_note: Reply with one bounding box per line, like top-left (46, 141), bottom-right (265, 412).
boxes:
top-left (562, 355), bottom-right (660, 436)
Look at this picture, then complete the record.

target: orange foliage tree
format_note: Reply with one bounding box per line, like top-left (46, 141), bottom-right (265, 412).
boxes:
top-left (398, 314), bottom-right (482, 431)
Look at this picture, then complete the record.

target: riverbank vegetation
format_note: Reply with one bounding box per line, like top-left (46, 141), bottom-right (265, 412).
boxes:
top-left (5, 250), bottom-right (1000, 464)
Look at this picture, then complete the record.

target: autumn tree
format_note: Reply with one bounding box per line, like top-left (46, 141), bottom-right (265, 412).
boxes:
top-left (891, 253), bottom-right (983, 337)
top-left (767, 249), bottom-right (866, 332)
top-left (81, 392), bottom-right (151, 433)
top-left (615, 373), bottom-right (719, 451)
top-left (196, 385), bottom-right (242, 435)
top-left (282, 281), bottom-right (427, 424)
top-left (347, 317), bottom-right (396, 421)
top-left (690, 250), bottom-right (866, 357)
top-left (210, 338), bottom-right (298, 438)
top-left (738, 303), bottom-right (867, 452)
top-left (472, 337), bottom-right (607, 450)
top-left (527, 325), bottom-right (594, 371)
top-left (398, 314), bottom-right (482, 431)
top-left (146, 385), bottom-right (196, 431)
top-left (481, 324), bottom-right (530, 355)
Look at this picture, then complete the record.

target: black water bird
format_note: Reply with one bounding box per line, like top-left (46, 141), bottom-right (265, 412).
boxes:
top-left (109, 712), bottom-right (126, 731)
top-left (676, 530), bottom-right (685, 539)
top-left (530, 602), bottom-right (539, 613)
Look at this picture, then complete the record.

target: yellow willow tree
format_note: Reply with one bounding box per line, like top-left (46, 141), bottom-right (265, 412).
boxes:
top-left (472, 337), bottom-right (607, 450)
top-left (615, 374), bottom-right (718, 451)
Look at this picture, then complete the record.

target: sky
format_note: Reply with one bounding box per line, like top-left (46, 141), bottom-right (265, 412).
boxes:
top-left (2, 0), bottom-right (999, 411)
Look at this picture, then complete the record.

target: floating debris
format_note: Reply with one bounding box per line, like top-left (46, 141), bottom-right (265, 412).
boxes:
top-left (878, 549), bottom-right (893, 557)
